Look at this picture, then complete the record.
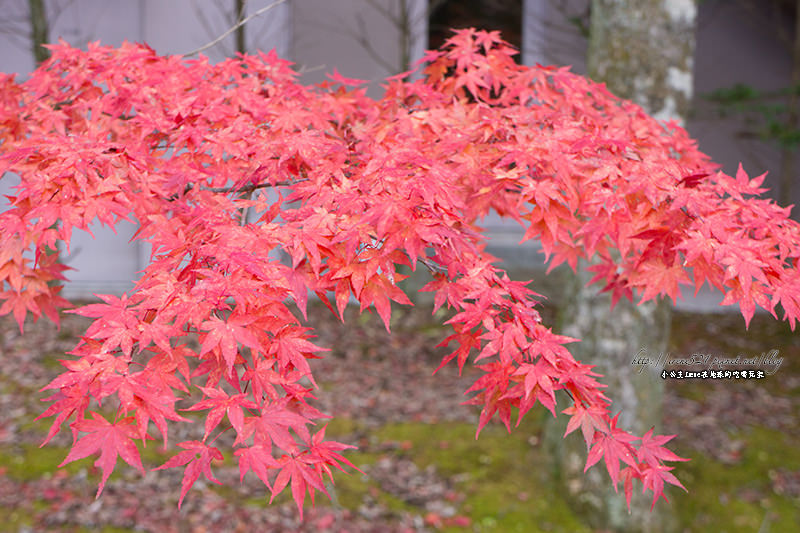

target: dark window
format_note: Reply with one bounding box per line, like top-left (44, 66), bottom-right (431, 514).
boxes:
top-left (428, 0), bottom-right (523, 62)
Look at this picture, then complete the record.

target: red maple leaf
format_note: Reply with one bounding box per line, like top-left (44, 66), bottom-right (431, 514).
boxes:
top-left (199, 315), bottom-right (263, 375)
top-left (59, 412), bottom-right (147, 497)
top-left (154, 440), bottom-right (224, 508)
top-left (270, 453), bottom-right (328, 520)
top-left (640, 462), bottom-right (687, 510)
top-left (36, 384), bottom-right (90, 445)
top-left (583, 414), bottom-right (639, 487)
top-left (307, 423), bottom-right (362, 482)
top-left (637, 428), bottom-right (689, 468)
top-left (185, 385), bottom-right (258, 441)
top-left (561, 403), bottom-right (610, 448)
top-left (508, 360), bottom-right (559, 421)
top-left (237, 398), bottom-right (311, 452)
top-left (269, 326), bottom-right (328, 381)
top-left (235, 443), bottom-right (281, 489)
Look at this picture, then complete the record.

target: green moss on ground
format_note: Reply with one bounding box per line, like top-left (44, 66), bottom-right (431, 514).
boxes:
top-left (0, 504), bottom-right (35, 531)
top-left (0, 438), bottom-right (173, 488)
top-left (670, 426), bottom-right (800, 532)
top-left (0, 444), bottom-right (83, 480)
top-left (373, 419), bottom-right (591, 532)
top-left (322, 416), bottom-right (799, 531)
top-left (1, 304), bottom-right (796, 531)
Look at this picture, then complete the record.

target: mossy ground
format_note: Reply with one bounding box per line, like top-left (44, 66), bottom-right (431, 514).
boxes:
top-left (0, 299), bottom-right (796, 531)
top-left (672, 426), bottom-right (800, 532)
top-left (0, 397), bottom-right (795, 531)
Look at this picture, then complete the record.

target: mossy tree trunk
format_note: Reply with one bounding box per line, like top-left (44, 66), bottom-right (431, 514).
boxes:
top-left (544, 2), bottom-right (697, 532)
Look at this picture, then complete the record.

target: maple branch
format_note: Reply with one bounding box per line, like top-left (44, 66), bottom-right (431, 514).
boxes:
top-left (183, 0), bottom-right (287, 57)
top-left (206, 178), bottom-right (308, 194)
top-left (419, 256), bottom-right (447, 275)
top-left (166, 178), bottom-right (308, 202)
top-left (52, 98), bottom-right (73, 110)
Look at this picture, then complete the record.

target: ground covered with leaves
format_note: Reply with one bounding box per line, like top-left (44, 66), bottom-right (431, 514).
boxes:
top-left (0, 298), bottom-right (798, 532)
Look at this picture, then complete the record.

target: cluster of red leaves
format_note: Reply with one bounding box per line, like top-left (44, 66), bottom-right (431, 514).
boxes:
top-left (1, 29), bottom-right (798, 514)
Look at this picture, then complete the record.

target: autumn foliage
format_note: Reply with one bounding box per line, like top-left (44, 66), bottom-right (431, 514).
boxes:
top-left (1, 29), bottom-right (798, 515)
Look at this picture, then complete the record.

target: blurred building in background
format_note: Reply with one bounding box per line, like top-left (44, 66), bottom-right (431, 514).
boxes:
top-left (0, 0), bottom-right (795, 312)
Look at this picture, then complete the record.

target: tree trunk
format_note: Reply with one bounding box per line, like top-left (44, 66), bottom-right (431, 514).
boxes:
top-left (28, 0), bottom-right (50, 65)
top-left (28, 0), bottom-right (60, 278)
top-left (544, 1), bottom-right (697, 532)
top-left (546, 261), bottom-right (673, 532)
top-left (778, 0), bottom-right (800, 211)
top-left (235, 0), bottom-right (246, 55)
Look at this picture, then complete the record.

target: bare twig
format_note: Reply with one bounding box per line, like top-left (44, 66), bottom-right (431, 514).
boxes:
top-left (192, 0), bottom-right (234, 57)
top-left (183, 0), bottom-right (286, 57)
top-left (295, 63), bottom-right (327, 75)
top-left (355, 0), bottom-right (445, 76)
top-left (363, 0), bottom-right (395, 21)
top-left (353, 13), bottom-right (396, 73)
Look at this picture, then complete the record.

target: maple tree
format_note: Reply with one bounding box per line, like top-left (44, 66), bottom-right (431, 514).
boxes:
top-left (1, 29), bottom-right (798, 516)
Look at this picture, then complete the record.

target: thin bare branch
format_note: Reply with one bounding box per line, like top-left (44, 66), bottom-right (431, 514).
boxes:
top-left (349, 0), bottom-right (439, 76)
top-left (353, 13), bottom-right (396, 73)
top-left (362, 0), bottom-right (395, 21)
top-left (192, 0), bottom-right (233, 57)
top-left (183, 0), bottom-right (286, 57)
top-left (295, 63), bottom-right (327, 75)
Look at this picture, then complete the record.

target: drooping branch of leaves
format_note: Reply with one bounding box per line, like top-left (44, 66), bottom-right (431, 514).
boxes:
top-left (1, 30), bottom-right (798, 517)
